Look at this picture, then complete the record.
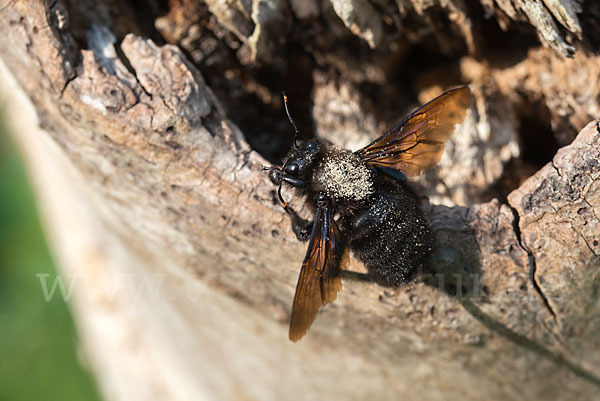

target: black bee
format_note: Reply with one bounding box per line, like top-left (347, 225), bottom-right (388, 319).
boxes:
top-left (264, 87), bottom-right (472, 341)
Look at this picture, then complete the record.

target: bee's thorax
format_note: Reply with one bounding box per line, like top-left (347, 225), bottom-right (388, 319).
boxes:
top-left (312, 147), bottom-right (373, 201)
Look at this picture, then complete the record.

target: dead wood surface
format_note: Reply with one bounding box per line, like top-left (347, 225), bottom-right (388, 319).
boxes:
top-left (1, 1), bottom-right (599, 400)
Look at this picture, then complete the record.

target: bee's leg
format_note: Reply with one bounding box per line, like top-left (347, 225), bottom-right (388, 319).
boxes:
top-left (341, 270), bottom-right (372, 282)
top-left (373, 166), bottom-right (407, 182)
top-left (285, 207), bottom-right (313, 242)
top-left (262, 166), bottom-right (311, 239)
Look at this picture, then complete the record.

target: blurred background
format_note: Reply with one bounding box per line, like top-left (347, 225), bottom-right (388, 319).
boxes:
top-left (0, 119), bottom-right (102, 401)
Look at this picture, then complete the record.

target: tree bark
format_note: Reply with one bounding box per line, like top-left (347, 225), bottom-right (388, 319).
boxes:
top-left (1, 1), bottom-right (599, 400)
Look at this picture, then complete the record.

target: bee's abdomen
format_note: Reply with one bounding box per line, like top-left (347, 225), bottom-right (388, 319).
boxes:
top-left (344, 183), bottom-right (433, 286)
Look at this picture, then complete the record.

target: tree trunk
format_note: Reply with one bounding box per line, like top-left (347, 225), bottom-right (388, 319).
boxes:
top-left (1, 1), bottom-right (599, 400)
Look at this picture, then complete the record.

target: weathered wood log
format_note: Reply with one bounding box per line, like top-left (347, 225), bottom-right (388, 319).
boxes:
top-left (1, 1), bottom-right (599, 400)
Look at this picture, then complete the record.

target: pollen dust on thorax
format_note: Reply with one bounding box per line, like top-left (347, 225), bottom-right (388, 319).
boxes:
top-left (316, 148), bottom-right (373, 201)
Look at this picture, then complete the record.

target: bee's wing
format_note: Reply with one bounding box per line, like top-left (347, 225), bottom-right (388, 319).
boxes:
top-left (289, 204), bottom-right (347, 342)
top-left (356, 86), bottom-right (472, 177)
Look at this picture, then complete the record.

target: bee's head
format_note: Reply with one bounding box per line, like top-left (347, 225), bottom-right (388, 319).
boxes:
top-left (263, 140), bottom-right (321, 187)
top-left (282, 140), bottom-right (320, 180)
top-left (264, 93), bottom-right (322, 189)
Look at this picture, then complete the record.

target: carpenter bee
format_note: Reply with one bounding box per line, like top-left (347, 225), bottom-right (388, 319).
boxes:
top-left (264, 87), bottom-right (472, 341)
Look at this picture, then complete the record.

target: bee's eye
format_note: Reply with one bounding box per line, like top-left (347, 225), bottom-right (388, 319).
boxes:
top-left (284, 162), bottom-right (299, 175)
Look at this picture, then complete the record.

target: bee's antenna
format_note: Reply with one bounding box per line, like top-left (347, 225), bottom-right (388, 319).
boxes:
top-left (277, 183), bottom-right (289, 211)
top-left (282, 91), bottom-right (300, 149)
top-left (277, 159), bottom-right (290, 211)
